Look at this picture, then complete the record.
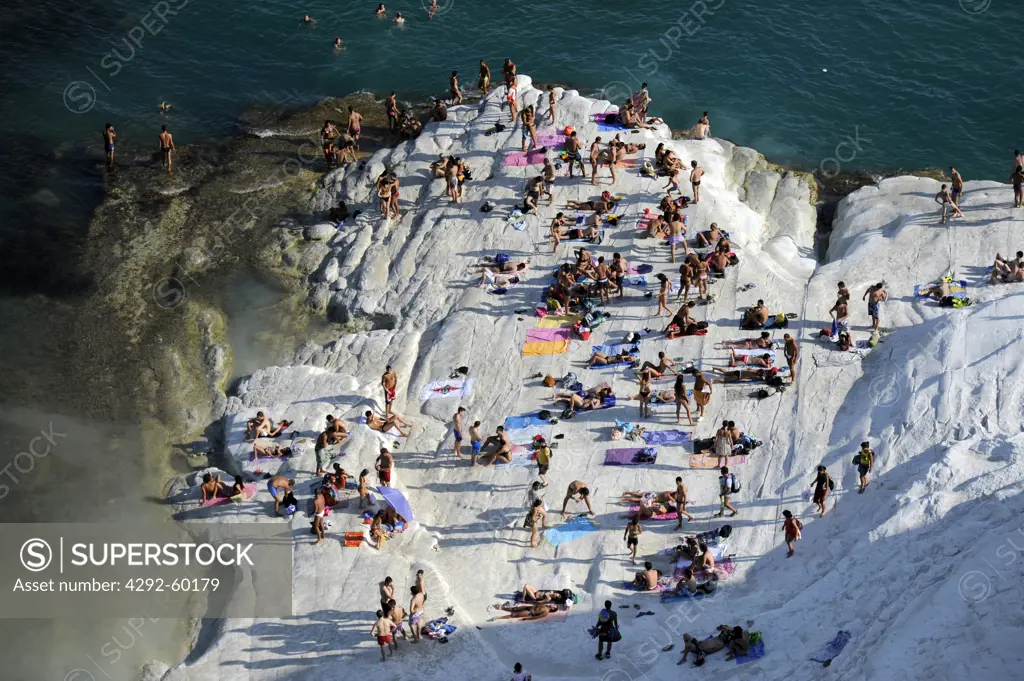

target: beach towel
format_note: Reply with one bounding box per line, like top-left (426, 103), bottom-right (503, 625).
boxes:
top-left (675, 543), bottom-right (730, 577)
top-left (588, 343), bottom-right (639, 368)
top-left (660, 589), bottom-right (716, 603)
top-left (694, 556), bottom-right (736, 582)
top-left (915, 279), bottom-right (967, 298)
top-left (508, 425), bottom-right (552, 446)
top-left (623, 575), bottom-right (674, 592)
top-left (731, 349), bottom-right (777, 360)
top-left (359, 415), bottom-right (404, 438)
top-left (623, 275), bottom-right (648, 288)
top-left (689, 454), bottom-right (747, 469)
top-left (593, 112), bottom-right (630, 132)
top-left (536, 132), bottom-right (566, 149)
top-left (734, 640), bottom-right (765, 665)
top-left (526, 327), bottom-right (573, 342)
top-left (810, 630), bottom-right (851, 665)
top-left (536, 315), bottom-right (579, 329)
top-left (504, 413), bottom-right (550, 431)
top-left (627, 503), bottom-right (678, 521)
top-left (201, 482), bottom-right (255, 507)
top-left (719, 338), bottom-right (777, 349)
top-left (504, 150), bottom-right (546, 166)
top-left (544, 515), bottom-right (597, 547)
top-left (603, 447), bottom-right (658, 466)
top-left (628, 263), bottom-right (654, 275)
top-left (419, 377), bottom-right (473, 402)
top-left (641, 430), bottom-right (691, 446)
top-left (423, 617), bottom-right (457, 641)
top-left (523, 340), bottom-right (570, 356)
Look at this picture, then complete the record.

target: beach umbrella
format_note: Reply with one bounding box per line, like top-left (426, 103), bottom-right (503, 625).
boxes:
top-left (376, 485), bottom-right (415, 523)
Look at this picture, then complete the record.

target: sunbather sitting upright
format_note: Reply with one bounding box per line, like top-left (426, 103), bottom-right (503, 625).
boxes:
top-left (588, 351), bottom-right (636, 367)
top-left (673, 567), bottom-right (717, 596)
top-left (741, 300), bottom-right (769, 329)
top-left (696, 223), bottom-right (723, 247)
top-left (711, 367), bottom-right (777, 384)
top-left (479, 426), bottom-right (512, 465)
top-left (728, 351), bottom-right (773, 368)
top-left (631, 561), bottom-right (661, 590)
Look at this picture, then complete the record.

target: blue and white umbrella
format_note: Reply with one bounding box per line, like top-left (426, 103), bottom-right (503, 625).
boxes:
top-left (376, 485), bottom-right (415, 523)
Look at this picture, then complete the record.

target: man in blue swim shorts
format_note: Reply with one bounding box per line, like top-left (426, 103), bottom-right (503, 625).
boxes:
top-left (469, 420), bottom-right (483, 467)
top-left (452, 406), bottom-right (466, 458)
top-left (103, 123), bottom-right (116, 168)
top-left (862, 282), bottom-right (888, 333)
top-left (267, 476), bottom-right (294, 516)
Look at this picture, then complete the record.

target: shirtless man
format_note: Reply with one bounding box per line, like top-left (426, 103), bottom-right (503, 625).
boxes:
top-left (314, 429), bottom-right (332, 476)
top-left (742, 300), bottom-right (769, 329)
top-left (829, 297), bottom-right (850, 337)
top-left (409, 586), bottom-right (426, 642)
top-left (674, 476), bottom-right (695, 528)
top-left (506, 83), bottom-right (518, 122)
top-left (480, 426), bottom-right (512, 465)
top-left (720, 332), bottom-right (773, 350)
top-left (633, 82), bottom-right (651, 118)
top-left (935, 183), bottom-right (963, 223)
top-left (783, 333), bottom-right (798, 384)
top-left (381, 365), bottom-right (398, 417)
top-left (563, 131), bottom-right (586, 178)
top-left (325, 414), bottom-right (349, 444)
top-left (469, 421), bottom-right (483, 466)
top-left (366, 410), bottom-right (411, 438)
top-left (689, 160), bottom-right (705, 203)
top-left (729, 351), bottom-right (773, 368)
top-left (376, 447), bottom-right (394, 487)
top-left (347, 106), bottom-right (363, 151)
top-left (632, 561), bottom-right (660, 590)
top-left (595, 256), bottom-right (611, 304)
top-left (547, 84), bottom-right (557, 124)
top-left (103, 123), bottom-right (116, 168)
top-left (266, 476), bottom-right (294, 516)
top-left (384, 92), bottom-right (398, 132)
top-left (372, 610), bottom-right (397, 661)
top-left (863, 282), bottom-right (888, 333)
top-left (449, 71), bottom-right (462, 105)
top-left (696, 222), bottom-right (722, 248)
top-left (949, 166), bottom-right (964, 208)
top-left (636, 351), bottom-right (678, 377)
top-left (387, 598), bottom-right (408, 645)
top-left (541, 157), bottom-right (556, 203)
top-left (159, 125), bottom-right (175, 172)
top-left (478, 59), bottom-right (491, 92)
top-left (610, 252), bottom-right (628, 298)
top-left (668, 215), bottom-right (688, 263)
top-left (452, 406), bottom-right (466, 458)
top-left (520, 105), bottom-right (538, 152)
top-left (502, 58), bottom-right (517, 88)
top-left (589, 136), bottom-right (602, 186)
top-left (587, 350), bottom-right (637, 367)
top-left (561, 480), bottom-right (594, 517)
top-left (312, 488), bottom-right (327, 545)
top-left (199, 473), bottom-right (229, 503)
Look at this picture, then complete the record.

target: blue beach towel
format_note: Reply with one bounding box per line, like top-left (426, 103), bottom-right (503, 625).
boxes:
top-left (810, 630), bottom-right (851, 664)
top-left (504, 414), bottom-right (550, 431)
top-left (641, 430), bottom-right (692, 446)
top-left (588, 343), bottom-right (640, 368)
top-left (623, 275), bottom-right (648, 288)
top-left (544, 516), bottom-right (597, 547)
top-left (735, 640), bottom-right (765, 665)
top-left (660, 589), bottom-right (715, 604)
top-left (596, 120), bottom-right (630, 132)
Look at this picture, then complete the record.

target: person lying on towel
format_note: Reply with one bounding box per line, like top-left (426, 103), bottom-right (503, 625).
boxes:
top-left (588, 350), bottom-right (637, 367)
top-left (520, 585), bottom-right (574, 605)
top-left (720, 332), bottom-right (773, 349)
top-left (491, 602), bottom-right (558, 621)
top-left (711, 367), bottom-right (779, 384)
top-left (631, 562), bottom-right (661, 590)
top-left (729, 351), bottom-right (773, 368)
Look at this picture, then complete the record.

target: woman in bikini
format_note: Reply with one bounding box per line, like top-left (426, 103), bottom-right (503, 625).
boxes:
top-left (637, 373), bottom-right (652, 418)
top-left (655, 273), bottom-right (673, 317)
top-left (692, 370), bottom-right (711, 421)
top-left (491, 603), bottom-right (558, 621)
top-left (695, 258), bottom-right (709, 299)
top-left (388, 174), bottom-right (401, 219)
top-left (675, 373), bottom-right (693, 426)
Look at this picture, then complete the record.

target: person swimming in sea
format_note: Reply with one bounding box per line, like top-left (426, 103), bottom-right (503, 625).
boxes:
top-left (394, 11), bottom-right (405, 24)
top-left (375, 3), bottom-right (386, 15)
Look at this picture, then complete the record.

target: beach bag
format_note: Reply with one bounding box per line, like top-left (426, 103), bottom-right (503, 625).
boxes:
top-left (560, 372), bottom-right (579, 390)
top-left (560, 407), bottom-right (574, 420)
top-left (543, 375), bottom-right (556, 388)
top-left (827, 476), bottom-right (835, 491)
top-left (494, 252), bottom-right (511, 268)
top-left (774, 313), bottom-right (788, 328)
top-left (749, 631), bottom-right (762, 646)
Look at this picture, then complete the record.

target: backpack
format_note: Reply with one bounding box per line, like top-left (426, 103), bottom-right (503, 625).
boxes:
top-left (721, 474), bottom-right (740, 495)
top-left (494, 252), bottom-right (511, 267)
top-left (827, 475), bottom-right (835, 491)
top-left (731, 475), bottom-right (742, 493)
top-left (559, 372), bottom-right (579, 390)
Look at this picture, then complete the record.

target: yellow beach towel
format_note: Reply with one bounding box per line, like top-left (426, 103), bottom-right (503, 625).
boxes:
top-left (523, 340), bottom-right (570, 356)
top-left (536, 315), bottom-right (579, 329)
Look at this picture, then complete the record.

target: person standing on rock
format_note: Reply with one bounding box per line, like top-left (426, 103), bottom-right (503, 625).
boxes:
top-left (103, 123), bottom-right (116, 168)
top-left (854, 441), bottom-right (874, 493)
top-left (385, 92), bottom-right (398, 132)
top-left (511, 662), bottom-right (532, 681)
top-left (452, 407), bottom-right (466, 458)
top-left (863, 282), bottom-right (888, 334)
top-left (478, 59), bottom-right (491, 92)
top-left (782, 509), bottom-right (802, 557)
top-left (594, 600), bottom-right (619, 660)
top-left (503, 58), bottom-right (516, 88)
top-left (810, 465), bottom-right (832, 517)
top-left (783, 333), bottom-right (798, 384)
top-left (382, 365), bottom-right (398, 416)
top-left (159, 125), bottom-right (175, 173)
top-left (675, 374), bottom-right (694, 426)
top-left (547, 84), bottom-right (557, 125)
top-left (380, 576), bottom-right (396, 611)
top-left (414, 569), bottom-right (427, 601)
top-left (564, 131), bottom-right (586, 178)
top-left (450, 70), bottom-right (463, 105)
top-left (935, 183), bottom-right (963, 223)
top-left (312, 487), bottom-right (327, 545)
top-left (715, 466), bottom-right (738, 518)
top-left (1010, 165), bottom-right (1024, 208)
top-left (949, 166), bottom-right (965, 209)
top-left (692, 370), bottom-right (711, 421)
top-left (376, 447), bottom-right (394, 487)
top-left (675, 476), bottom-right (695, 527)
top-left (346, 106), bottom-right (363, 151)
top-left (388, 172), bottom-right (401, 219)
top-left (829, 296), bottom-right (850, 338)
top-left (690, 160), bottom-right (705, 203)
top-left (589, 136), bottom-right (602, 186)
top-left (372, 610), bottom-right (397, 661)
top-left (469, 420), bottom-right (483, 466)
top-left (409, 585), bottom-right (426, 643)
top-left (520, 105), bottom-right (538, 152)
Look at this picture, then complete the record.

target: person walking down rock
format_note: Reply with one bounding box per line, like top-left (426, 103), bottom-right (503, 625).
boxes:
top-left (594, 600), bottom-right (620, 660)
